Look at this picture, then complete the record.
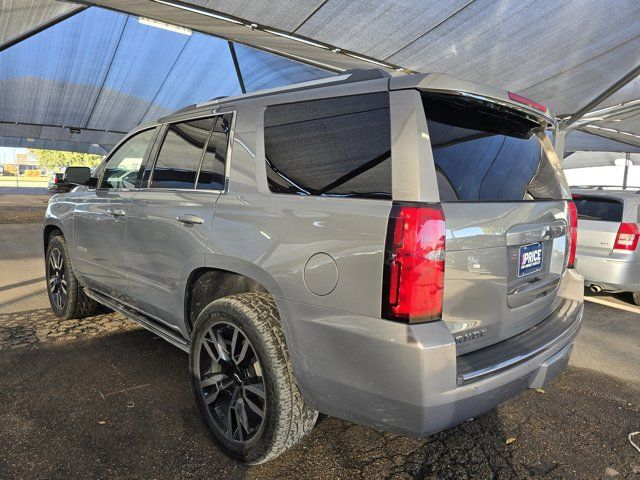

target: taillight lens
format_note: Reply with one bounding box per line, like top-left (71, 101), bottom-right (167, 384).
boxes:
top-left (613, 223), bottom-right (640, 251)
top-left (382, 203), bottom-right (445, 323)
top-left (567, 201), bottom-right (578, 268)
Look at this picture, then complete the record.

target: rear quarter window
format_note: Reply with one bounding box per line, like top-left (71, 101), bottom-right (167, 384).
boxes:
top-left (572, 195), bottom-right (623, 222)
top-left (263, 92), bottom-right (391, 199)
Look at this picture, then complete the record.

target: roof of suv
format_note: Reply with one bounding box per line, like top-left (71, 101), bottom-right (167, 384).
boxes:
top-left (154, 68), bottom-right (555, 127)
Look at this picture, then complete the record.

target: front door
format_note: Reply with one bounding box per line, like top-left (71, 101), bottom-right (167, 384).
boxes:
top-left (125, 114), bottom-right (232, 332)
top-left (73, 127), bottom-right (158, 301)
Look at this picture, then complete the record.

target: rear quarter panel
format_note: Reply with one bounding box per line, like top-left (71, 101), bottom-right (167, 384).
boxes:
top-left (205, 104), bottom-right (391, 317)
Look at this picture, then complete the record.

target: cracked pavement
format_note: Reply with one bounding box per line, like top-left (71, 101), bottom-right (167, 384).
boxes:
top-left (0, 307), bottom-right (638, 479)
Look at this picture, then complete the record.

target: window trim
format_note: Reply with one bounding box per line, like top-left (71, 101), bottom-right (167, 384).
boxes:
top-left (95, 126), bottom-right (160, 192)
top-left (144, 111), bottom-right (236, 194)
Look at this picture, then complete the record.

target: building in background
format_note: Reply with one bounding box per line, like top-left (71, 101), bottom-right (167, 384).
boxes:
top-left (0, 147), bottom-right (42, 176)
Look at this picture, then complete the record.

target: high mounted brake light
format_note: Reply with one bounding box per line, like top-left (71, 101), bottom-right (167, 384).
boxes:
top-left (508, 91), bottom-right (547, 113)
top-left (613, 223), bottom-right (640, 251)
top-left (567, 201), bottom-right (578, 268)
top-left (382, 203), bottom-right (445, 323)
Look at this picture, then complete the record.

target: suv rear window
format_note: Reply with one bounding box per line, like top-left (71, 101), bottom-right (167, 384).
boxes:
top-left (573, 195), bottom-right (623, 222)
top-left (264, 93), bottom-right (391, 199)
top-left (422, 93), bottom-right (565, 202)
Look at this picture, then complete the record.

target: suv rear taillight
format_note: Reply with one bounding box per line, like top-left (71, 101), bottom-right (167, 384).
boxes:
top-left (613, 223), bottom-right (640, 251)
top-left (382, 203), bottom-right (445, 323)
top-left (567, 201), bottom-right (578, 268)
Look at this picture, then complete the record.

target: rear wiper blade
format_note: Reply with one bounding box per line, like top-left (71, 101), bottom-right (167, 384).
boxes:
top-left (319, 192), bottom-right (391, 199)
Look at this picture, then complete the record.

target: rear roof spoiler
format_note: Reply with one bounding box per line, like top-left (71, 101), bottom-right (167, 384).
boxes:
top-left (390, 73), bottom-right (555, 127)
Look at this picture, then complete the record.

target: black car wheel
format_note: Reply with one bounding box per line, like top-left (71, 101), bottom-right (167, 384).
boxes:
top-left (47, 245), bottom-right (68, 312)
top-left (45, 234), bottom-right (99, 319)
top-left (190, 293), bottom-right (317, 464)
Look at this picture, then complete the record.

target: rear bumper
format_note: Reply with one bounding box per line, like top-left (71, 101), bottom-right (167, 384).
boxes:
top-left (576, 252), bottom-right (640, 292)
top-left (278, 270), bottom-right (584, 436)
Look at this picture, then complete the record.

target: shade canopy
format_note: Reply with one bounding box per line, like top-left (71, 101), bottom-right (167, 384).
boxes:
top-left (564, 151), bottom-right (640, 170)
top-left (1, 0), bottom-right (640, 159)
top-left (0, 2), bottom-right (330, 153)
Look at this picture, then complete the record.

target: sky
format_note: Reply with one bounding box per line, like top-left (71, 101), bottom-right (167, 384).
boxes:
top-left (0, 146), bottom-right (27, 165)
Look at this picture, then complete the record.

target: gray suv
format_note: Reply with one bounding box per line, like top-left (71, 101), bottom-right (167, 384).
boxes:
top-left (44, 69), bottom-right (584, 464)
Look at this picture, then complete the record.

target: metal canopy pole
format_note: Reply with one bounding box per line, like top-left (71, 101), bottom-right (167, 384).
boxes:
top-left (553, 63), bottom-right (640, 162)
top-left (623, 152), bottom-right (631, 189)
top-left (228, 41), bottom-right (246, 94)
top-left (565, 100), bottom-right (640, 132)
top-left (581, 125), bottom-right (640, 148)
top-left (563, 63), bottom-right (640, 128)
top-left (553, 124), bottom-right (566, 163)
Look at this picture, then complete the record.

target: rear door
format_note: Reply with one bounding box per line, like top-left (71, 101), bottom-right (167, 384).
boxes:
top-left (125, 113), bottom-right (233, 331)
top-left (421, 93), bottom-right (572, 354)
top-left (572, 194), bottom-right (623, 255)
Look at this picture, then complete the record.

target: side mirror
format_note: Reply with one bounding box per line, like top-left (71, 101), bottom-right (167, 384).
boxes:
top-left (64, 166), bottom-right (91, 185)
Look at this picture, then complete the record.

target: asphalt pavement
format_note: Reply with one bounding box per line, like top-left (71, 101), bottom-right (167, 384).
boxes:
top-left (0, 199), bottom-right (639, 479)
top-left (0, 190), bottom-right (51, 225)
top-left (0, 186), bottom-right (50, 195)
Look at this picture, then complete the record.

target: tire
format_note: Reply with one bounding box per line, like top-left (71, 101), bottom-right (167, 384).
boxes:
top-left (632, 292), bottom-right (640, 306)
top-left (45, 233), bottom-right (99, 319)
top-left (190, 292), bottom-right (318, 464)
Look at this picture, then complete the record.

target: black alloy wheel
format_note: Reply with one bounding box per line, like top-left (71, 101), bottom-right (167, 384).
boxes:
top-left (47, 246), bottom-right (68, 311)
top-left (197, 321), bottom-right (267, 444)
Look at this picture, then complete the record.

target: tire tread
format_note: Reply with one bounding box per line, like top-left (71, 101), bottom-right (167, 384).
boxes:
top-left (192, 292), bottom-right (317, 464)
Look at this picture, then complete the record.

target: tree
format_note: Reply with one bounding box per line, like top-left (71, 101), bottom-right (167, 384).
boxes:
top-left (28, 149), bottom-right (102, 170)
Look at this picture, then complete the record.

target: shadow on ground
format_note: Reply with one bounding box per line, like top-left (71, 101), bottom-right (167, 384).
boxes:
top-left (0, 310), bottom-right (638, 479)
top-left (584, 287), bottom-right (640, 308)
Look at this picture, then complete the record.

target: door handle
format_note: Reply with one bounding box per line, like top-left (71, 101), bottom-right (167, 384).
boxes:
top-left (107, 208), bottom-right (126, 217)
top-left (177, 214), bottom-right (204, 225)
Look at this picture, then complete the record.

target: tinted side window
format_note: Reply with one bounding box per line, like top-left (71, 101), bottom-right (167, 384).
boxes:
top-left (197, 113), bottom-right (232, 190)
top-left (264, 93), bottom-right (391, 199)
top-left (573, 196), bottom-right (623, 222)
top-left (423, 93), bottom-right (564, 202)
top-left (151, 118), bottom-right (214, 189)
top-left (100, 128), bottom-right (156, 189)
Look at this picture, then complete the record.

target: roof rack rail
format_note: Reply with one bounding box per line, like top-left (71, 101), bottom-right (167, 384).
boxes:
top-left (341, 68), bottom-right (391, 81)
top-left (192, 68), bottom-right (392, 109)
top-left (170, 103), bottom-right (197, 115)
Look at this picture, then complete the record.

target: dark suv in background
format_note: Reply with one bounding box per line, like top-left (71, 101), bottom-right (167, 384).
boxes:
top-left (48, 172), bottom-right (70, 192)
